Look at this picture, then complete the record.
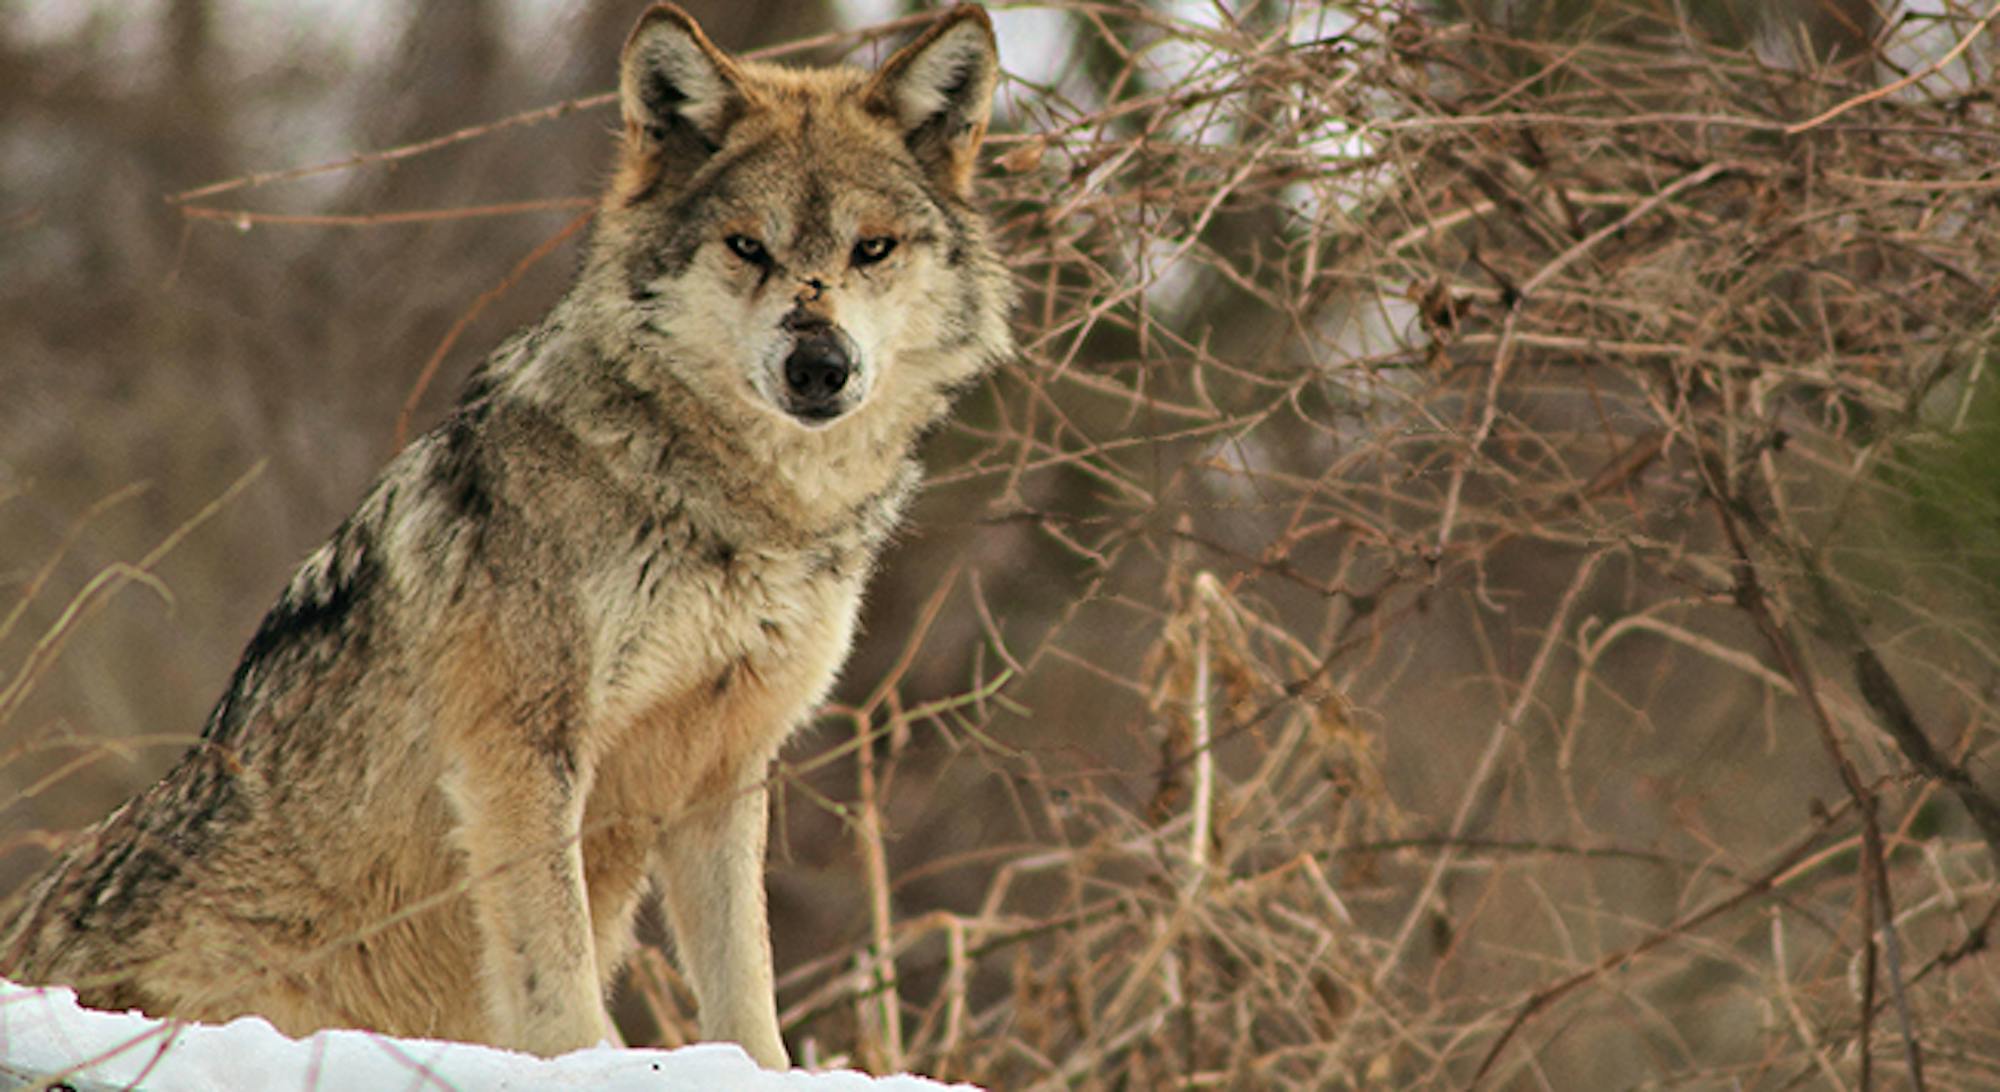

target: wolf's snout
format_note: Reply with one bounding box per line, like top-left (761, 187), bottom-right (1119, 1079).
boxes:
top-left (783, 334), bottom-right (851, 414)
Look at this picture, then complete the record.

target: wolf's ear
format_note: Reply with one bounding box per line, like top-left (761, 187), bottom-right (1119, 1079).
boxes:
top-left (866, 6), bottom-right (999, 197)
top-left (618, 4), bottom-right (747, 188)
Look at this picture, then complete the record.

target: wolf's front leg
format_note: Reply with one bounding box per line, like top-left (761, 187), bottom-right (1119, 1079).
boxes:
top-left (656, 777), bottom-right (789, 1069)
top-left (444, 745), bottom-right (606, 1057)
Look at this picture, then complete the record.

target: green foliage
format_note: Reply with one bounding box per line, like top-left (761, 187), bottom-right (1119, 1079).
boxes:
top-left (1890, 351), bottom-right (2000, 609)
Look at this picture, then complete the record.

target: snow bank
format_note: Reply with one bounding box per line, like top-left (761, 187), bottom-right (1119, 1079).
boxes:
top-left (0, 979), bottom-right (980, 1091)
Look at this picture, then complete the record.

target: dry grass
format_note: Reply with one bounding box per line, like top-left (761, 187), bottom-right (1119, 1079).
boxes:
top-left (6, 2), bottom-right (2000, 1088)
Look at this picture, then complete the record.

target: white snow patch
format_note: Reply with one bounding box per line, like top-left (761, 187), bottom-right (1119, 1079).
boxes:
top-left (0, 980), bottom-right (980, 1092)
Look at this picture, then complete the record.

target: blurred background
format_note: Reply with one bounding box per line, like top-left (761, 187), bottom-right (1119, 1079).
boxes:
top-left (4, 1), bottom-right (1999, 1087)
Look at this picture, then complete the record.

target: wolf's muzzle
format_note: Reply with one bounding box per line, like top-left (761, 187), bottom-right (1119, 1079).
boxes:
top-left (782, 332), bottom-right (851, 421)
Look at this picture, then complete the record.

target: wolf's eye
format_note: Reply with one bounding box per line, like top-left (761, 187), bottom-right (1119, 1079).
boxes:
top-left (724, 234), bottom-right (770, 265)
top-left (852, 236), bottom-right (898, 266)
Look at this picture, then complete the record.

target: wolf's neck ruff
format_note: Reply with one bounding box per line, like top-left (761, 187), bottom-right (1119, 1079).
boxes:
top-left (0, 3), bottom-right (1013, 1075)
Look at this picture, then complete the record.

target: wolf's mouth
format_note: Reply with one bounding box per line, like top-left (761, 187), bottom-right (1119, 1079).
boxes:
top-left (788, 403), bottom-right (845, 425)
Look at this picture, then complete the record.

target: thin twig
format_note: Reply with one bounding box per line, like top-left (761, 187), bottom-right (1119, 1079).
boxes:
top-left (178, 198), bottom-right (592, 229)
top-left (1705, 477), bottom-right (1926, 1091)
top-left (1785, 0), bottom-right (2000, 134)
top-left (1472, 807), bottom-right (1848, 1085)
top-left (1375, 550), bottom-right (1608, 991)
top-left (391, 209), bottom-right (595, 448)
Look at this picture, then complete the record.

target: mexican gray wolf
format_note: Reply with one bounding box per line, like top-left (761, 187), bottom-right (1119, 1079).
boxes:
top-left (0, 2), bottom-right (1012, 1070)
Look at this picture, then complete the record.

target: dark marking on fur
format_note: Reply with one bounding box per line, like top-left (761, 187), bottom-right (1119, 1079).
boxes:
top-left (781, 307), bottom-right (829, 335)
top-left (621, 63), bottom-right (739, 208)
top-left (625, 133), bottom-right (767, 281)
top-left (68, 848), bottom-right (177, 935)
top-left (622, 189), bottom-right (719, 282)
top-left (637, 67), bottom-right (733, 161)
top-left (243, 529), bottom-right (380, 677)
top-left (456, 324), bottom-right (547, 406)
top-left (710, 540), bottom-right (738, 571)
top-left (639, 71), bottom-right (690, 130)
top-left (809, 547), bottom-right (849, 580)
top-left (458, 364), bottom-right (500, 407)
top-left (711, 661), bottom-right (735, 695)
top-left (660, 150), bottom-right (737, 214)
top-left (226, 911), bottom-right (324, 947)
top-left (512, 683), bottom-right (580, 786)
top-left (941, 204), bottom-right (973, 269)
top-left (949, 277), bottom-right (983, 349)
top-left (625, 247), bottom-right (677, 298)
top-left (65, 744), bottom-right (243, 933)
top-left (431, 405), bottom-right (498, 526)
top-left (598, 371), bottom-right (673, 428)
top-left (796, 171), bottom-right (834, 259)
top-left (205, 519), bottom-right (383, 749)
top-left (904, 111), bottom-right (964, 183)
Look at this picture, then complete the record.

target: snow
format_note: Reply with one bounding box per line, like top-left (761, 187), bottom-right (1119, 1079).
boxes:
top-left (0, 979), bottom-right (980, 1092)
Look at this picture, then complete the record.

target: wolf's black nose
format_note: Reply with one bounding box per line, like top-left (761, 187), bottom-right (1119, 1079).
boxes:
top-left (784, 335), bottom-right (850, 405)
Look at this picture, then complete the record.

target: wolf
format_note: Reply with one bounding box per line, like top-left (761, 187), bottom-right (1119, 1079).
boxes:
top-left (0, 3), bottom-right (1010, 1070)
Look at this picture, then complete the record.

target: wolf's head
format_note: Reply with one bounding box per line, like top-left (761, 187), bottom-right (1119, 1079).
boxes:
top-left (594, 4), bottom-right (1012, 434)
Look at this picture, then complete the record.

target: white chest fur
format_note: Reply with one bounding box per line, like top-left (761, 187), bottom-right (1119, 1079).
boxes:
top-left (585, 537), bottom-right (865, 761)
